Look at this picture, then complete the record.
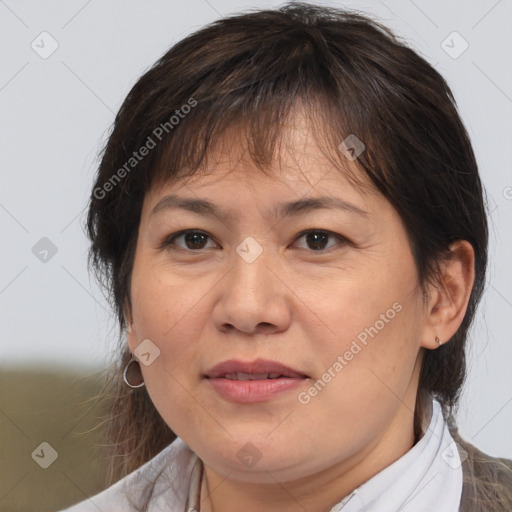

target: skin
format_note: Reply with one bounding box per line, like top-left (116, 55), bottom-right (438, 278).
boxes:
top-left (126, 115), bottom-right (475, 512)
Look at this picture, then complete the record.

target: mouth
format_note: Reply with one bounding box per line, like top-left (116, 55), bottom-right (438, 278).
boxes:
top-left (204, 359), bottom-right (309, 403)
top-left (221, 372), bottom-right (295, 380)
top-left (205, 358), bottom-right (309, 380)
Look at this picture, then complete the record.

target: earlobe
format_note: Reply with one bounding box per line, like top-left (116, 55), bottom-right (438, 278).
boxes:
top-left (420, 240), bottom-right (475, 350)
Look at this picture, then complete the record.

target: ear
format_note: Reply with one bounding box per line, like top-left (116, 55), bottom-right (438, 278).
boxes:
top-left (420, 240), bottom-right (475, 349)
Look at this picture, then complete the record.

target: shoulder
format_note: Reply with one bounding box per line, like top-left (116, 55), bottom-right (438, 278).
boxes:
top-left (450, 427), bottom-right (512, 512)
top-left (58, 437), bottom-right (195, 512)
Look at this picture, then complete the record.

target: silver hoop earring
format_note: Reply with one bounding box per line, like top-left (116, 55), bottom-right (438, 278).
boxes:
top-left (123, 358), bottom-right (145, 388)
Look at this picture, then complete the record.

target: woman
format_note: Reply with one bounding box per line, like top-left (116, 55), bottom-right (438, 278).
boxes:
top-left (61, 3), bottom-right (512, 511)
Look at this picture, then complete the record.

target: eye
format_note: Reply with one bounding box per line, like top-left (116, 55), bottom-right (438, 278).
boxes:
top-left (161, 229), bottom-right (348, 253)
top-left (162, 230), bottom-right (217, 251)
top-left (294, 229), bottom-right (348, 253)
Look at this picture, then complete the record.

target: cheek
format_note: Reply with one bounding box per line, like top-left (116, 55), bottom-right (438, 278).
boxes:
top-left (130, 262), bottom-right (207, 346)
top-left (304, 257), bottom-right (422, 411)
top-left (316, 260), bottom-right (418, 357)
top-left (130, 274), bottom-right (205, 434)
top-left (128, 267), bottom-right (210, 412)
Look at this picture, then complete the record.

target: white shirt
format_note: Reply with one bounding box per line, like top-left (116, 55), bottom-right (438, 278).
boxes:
top-left (61, 397), bottom-right (463, 512)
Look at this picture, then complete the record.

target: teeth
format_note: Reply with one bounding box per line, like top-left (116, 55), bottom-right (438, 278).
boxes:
top-left (222, 372), bottom-right (286, 380)
top-left (236, 372), bottom-right (269, 380)
top-left (237, 372), bottom-right (255, 380)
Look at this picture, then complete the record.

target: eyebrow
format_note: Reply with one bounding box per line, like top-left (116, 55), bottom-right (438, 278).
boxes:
top-left (150, 194), bottom-right (369, 221)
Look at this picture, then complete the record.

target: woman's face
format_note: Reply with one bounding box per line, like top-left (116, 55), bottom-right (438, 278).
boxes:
top-left (127, 120), bottom-right (430, 484)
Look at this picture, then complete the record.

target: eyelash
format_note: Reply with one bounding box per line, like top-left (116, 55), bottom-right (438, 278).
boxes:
top-left (161, 229), bottom-right (349, 254)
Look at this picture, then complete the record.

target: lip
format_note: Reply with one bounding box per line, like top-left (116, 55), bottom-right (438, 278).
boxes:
top-left (204, 358), bottom-right (309, 404)
top-left (205, 358), bottom-right (308, 379)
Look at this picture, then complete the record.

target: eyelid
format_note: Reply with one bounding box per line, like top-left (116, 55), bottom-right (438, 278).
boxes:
top-left (161, 228), bottom-right (349, 253)
top-left (293, 229), bottom-right (349, 252)
top-left (161, 229), bottom-right (218, 251)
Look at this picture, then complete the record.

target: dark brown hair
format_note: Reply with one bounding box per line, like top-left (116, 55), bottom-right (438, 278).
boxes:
top-left (86, 2), bottom-right (488, 484)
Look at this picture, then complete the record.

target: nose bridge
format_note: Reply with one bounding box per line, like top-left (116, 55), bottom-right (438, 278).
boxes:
top-left (231, 244), bottom-right (271, 299)
top-left (212, 242), bottom-right (291, 334)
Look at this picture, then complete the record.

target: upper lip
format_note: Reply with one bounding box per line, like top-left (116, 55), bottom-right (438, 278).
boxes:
top-left (205, 358), bottom-right (309, 379)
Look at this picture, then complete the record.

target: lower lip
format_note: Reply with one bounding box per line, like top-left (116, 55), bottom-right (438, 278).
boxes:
top-left (207, 377), bottom-right (306, 403)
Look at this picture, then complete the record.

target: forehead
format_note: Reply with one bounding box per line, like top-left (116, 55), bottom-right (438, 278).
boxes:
top-left (147, 112), bottom-right (376, 208)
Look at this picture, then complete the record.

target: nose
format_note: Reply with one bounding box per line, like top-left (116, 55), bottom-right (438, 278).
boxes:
top-left (211, 252), bottom-right (292, 336)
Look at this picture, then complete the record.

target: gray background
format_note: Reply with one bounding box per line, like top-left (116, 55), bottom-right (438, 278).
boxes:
top-left (1, 0), bottom-right (511, 457)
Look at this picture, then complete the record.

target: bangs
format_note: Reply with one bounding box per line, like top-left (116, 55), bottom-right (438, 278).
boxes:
top-left (149, 93), bottom-right (372, 194)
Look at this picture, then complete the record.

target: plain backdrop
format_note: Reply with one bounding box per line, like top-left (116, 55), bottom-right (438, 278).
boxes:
top-left (1, 0), bottom-right (511, 458)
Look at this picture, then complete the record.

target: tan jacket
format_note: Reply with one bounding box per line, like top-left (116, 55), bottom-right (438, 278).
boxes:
top-left (451, 427), bottom-right (512, 511)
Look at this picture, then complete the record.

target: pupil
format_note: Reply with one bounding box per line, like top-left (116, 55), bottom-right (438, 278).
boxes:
top-left (185, 232), bottom-right (207, 249)
top-left (307, 232), bottom-right (328, 250)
